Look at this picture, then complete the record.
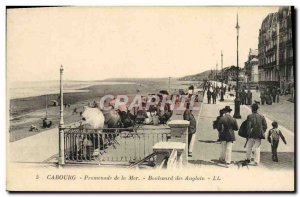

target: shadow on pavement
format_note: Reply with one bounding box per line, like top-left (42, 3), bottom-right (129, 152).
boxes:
top-left (260, 152), bottom-right (294, 170)
top-left (232, 150), bottom-right (247, 153)
top-left (198, 140), bottom-right (220, 144)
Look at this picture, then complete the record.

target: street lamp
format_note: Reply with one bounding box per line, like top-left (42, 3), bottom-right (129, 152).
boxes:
top-left (59, 65), bottom-right (64, 126)
top-left (59, 65), bottom-right (65, 165)
top-left (215, 63), bottom-right (218, 88)
top-left (214, 67), bottom-right (216, 88)
top-left (233, 13), bottom-right (241, 119)
top-left (220, 51), bottom-right (224, 101)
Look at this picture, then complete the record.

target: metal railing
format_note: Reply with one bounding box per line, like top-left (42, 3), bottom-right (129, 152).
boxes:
top-left (60, 127), bottom-right (170, 165)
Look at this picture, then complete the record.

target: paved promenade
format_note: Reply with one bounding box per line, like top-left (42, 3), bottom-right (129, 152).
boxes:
top-left (187, 88), bottom-right (294, 170)
top-left (8, 127), bottom-right (58, 163)
top-left (8, 122), bottom-right (80, 163)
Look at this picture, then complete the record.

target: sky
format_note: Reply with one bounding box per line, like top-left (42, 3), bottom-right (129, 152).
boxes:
top-left (7, 6), bottom-right (279, 82)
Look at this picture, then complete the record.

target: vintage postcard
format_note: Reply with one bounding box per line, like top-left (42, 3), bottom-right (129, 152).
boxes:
top-left (6, 6), bottom-right (295, 192)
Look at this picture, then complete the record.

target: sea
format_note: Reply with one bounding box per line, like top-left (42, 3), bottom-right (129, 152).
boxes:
top-left (9, 80), bottom-right (133, 99)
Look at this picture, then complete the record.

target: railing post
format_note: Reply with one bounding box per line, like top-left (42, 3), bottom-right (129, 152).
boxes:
top-left (167, 120), bottom-right (189, 166)
top-left (59, 65), bottom-right (65, 166)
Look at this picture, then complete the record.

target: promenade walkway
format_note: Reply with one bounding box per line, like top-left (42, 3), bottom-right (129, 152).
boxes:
top-left (188, 88), bottom-right (294, 170)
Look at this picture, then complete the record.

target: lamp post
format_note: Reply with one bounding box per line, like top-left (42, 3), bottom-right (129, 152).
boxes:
top-left (214, 67), bottom-right (216, 88)
top-left (59, 65), bottom-right (64, 126)
top-left (233, 13), bottom-right (241, 119)
top-left (59, 65), bottom-right (65, 165)
top-left (247, 49), bottom-right (251, 90)
top-left (215, 63), bottom-right (218, 88)
top-left (216, 62), bottom-right (218, 86)
top-left (220, 51), bottom-right (224, 101)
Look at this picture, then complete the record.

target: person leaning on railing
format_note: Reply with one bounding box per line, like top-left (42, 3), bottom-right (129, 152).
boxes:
top-left (183, 102), bottom-right (197, 157)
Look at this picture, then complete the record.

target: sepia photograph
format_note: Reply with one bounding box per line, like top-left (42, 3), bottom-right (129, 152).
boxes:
top-left (6, 6), bottom-right (295, 192)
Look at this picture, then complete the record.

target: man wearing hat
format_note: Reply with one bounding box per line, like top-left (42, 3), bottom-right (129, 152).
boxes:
top-left (183, 102), bottom-right (197, 157)
top-left (245, 103), bottom-right (267, 165)
top-left (217, 106), bottom-right (239, 167)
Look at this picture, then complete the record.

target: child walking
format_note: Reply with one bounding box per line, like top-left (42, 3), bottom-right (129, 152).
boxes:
top-left (267, 121), bottom-right (287, 162)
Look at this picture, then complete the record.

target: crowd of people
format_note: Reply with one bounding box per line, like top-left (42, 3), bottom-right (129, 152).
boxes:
top-left (260, 86), bottom-right (281, 105)
top-left (239, 89), bottom-right (253, 105)
top-left (185, 81), bottom-right (288, 168)
top-left (205, 82), bottom-right (228, 104)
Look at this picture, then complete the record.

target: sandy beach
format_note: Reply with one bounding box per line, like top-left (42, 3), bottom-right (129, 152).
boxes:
top-left (9, 79), bottom-right (195, 142)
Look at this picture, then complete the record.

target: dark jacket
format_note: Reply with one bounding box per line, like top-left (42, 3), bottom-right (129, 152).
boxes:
top-left (213, 115), bottom-right (223, 131)
top-left (212, 91), bottom-right (217, 99)
top-left (207, 91), bottom-right (212, 98)
top-left (183, 109), bottom-right (197, 134)
top-left (246, 113), bottom-right (267, 139)
top-left (260, 91), bottom-right (266, 99)
top-left (217, 114), bottom-right (239, 142)
top-left (247, 91), bottom-right (252, 99)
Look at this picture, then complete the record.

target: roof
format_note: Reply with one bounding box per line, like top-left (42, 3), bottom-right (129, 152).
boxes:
top-left (250, 58), bottom-right (259, 62)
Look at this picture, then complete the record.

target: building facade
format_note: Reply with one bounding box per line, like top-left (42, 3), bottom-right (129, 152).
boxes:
top-left (258, 7), bottom-right (293, 90)
top-left (222, 65), bottom-right (245, 86)
top-left (244, 48), bottom-right (259, 83)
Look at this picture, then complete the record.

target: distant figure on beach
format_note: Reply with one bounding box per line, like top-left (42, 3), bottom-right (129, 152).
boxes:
top-left (42, 118), bottom-right (52, 128)
top-left (68, 104), bottom-right (71, 108)
top-left (29, 125), bottom-right (39, 132)
top-left (64, 103), bottom-right (67, 108)
top-left (73, 107), bottom-right (78, 115)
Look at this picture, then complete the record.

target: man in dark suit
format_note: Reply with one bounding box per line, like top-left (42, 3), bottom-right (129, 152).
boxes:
top-left (245, 103), bottom-right (267, 165)
top-left (212, 90), bottom-right (217, 104)
top-left (207, 89), bottom-right (212, 104)
top-left (246, 90), bottom-right (252, 105)
top-left (183, 102), bottom-right (197, 157)
top-left (217, 106), bottom-right (239, 167)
